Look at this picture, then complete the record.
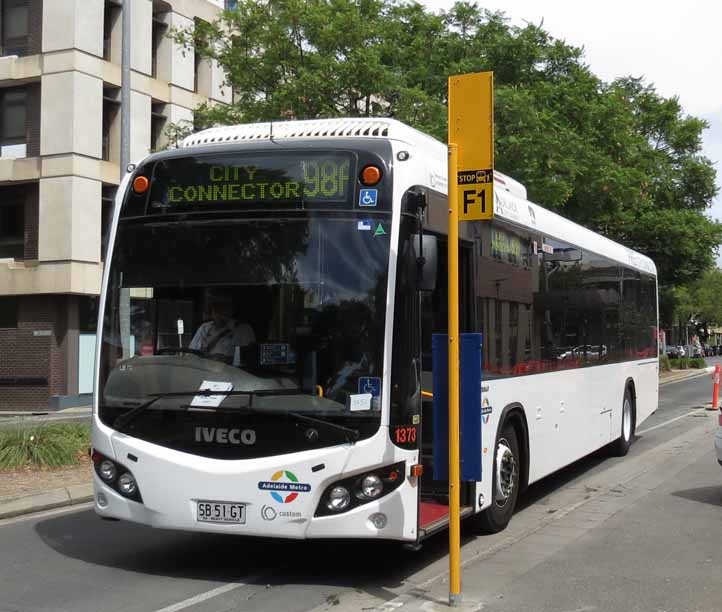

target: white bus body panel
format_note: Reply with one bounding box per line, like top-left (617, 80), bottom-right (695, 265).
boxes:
top-left (476, 359), bottom-right (657, 493)
top-left (92, 418), bottom-right (419, 540)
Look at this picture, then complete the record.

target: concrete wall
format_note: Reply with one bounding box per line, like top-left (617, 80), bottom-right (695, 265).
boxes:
top-left (130, 91), bottom-right (151, 161)
top-left (166, 12), bottom-right (195, 91)
top-left (38, 177), bottom-right (101, 264)
top-left (42, 0), bottom-right (104, 57)
top-left (131, 0), bottom-right (153, 76)
top-left (40, 72), bottom-right (103, 158)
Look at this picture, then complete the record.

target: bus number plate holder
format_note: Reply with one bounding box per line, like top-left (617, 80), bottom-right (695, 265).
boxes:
top-left (196, 501), bottom-right (246, 524)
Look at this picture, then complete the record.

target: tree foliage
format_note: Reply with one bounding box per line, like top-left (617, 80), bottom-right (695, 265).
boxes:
top-left (172, 0), bottom-right (720, 312)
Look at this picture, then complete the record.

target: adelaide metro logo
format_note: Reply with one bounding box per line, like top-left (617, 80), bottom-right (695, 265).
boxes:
top-left (258, 470), bottom-right (311, 503)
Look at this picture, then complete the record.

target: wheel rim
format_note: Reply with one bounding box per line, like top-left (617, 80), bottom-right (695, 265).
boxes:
top-left (495, 438), bottom-right (516, 507)
top-left (622, 396), bottom-right (632, 441)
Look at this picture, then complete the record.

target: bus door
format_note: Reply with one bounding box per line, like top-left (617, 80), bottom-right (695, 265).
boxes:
top-left (417, 237), bottom-right (475, 537)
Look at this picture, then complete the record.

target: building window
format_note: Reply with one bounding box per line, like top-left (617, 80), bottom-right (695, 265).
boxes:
top-left (193, 18), bottom-right (210, 95)
top-left (151, 101), bottom-right (167, 151)
top-left (151, 5), bottom-right (169, 79)
top-left (103, 0), bottom-right (121, 62)
top-left (102, 86), bottom-right (120, 162)
top-left (1, 0), bottom-right (29, 57)
top-left (79, 296), bottom-right (99, 333)
top-left (193, 50), bottom-right (202, 94)
top-left (0, 87), bottom-right (26, 147)
top-left (0, 296), bottom-right (18, 327)
top-left (0, 188), bottom-right (23, 259)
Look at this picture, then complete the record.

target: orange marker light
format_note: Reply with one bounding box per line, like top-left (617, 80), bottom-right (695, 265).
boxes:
top-left (410, 464), bottom-right (424, 478)
top-left (133, 176), bottom-right (150, 193)
top-left (360, 165), bottom-right (382, 186)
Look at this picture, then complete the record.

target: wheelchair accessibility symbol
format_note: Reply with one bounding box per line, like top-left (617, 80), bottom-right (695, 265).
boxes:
top-left (358, 377), bottom-right (381, 397)
top-left (359, 189), bottom-right (378, 207)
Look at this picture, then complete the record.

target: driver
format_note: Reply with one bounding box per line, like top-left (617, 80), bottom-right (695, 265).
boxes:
top-left (189, 290), bottom-right (255, 361)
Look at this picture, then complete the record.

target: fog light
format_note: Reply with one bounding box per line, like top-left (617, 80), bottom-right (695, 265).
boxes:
top-left (96, 492), bottom-right (108, 508)
top-left (359, 474), bottom-right (383, 499)
top-left (117, 472), bottom-right (137, 496)
top-left (99, 460), bottom-right (117, 482)
top-left (326, 486), bottom-right (351, 511)
top-left (369, 512), bottom-right (387, 529)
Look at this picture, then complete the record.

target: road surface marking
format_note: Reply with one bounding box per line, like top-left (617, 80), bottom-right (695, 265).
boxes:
top-left (152, 575), bottom-right (264, 612)
top-left (637, 410), bottom-right (704, 435)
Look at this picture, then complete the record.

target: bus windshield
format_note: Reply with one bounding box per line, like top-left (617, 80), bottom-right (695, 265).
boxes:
top-left (98, 213), bottom-right (392, 459)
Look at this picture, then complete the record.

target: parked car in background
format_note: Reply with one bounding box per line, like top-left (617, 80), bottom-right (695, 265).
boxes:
top-left (666, 346), bottom-right (685, 359)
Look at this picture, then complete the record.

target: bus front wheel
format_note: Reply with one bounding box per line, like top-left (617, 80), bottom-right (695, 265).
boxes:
top-left (472, 423), bottom-right (520, 534)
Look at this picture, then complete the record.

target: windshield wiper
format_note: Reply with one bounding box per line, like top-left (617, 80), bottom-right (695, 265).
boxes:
top-left (112, 390), bottom-right (361, 443)
top-left (287, 411), bottom-right (360, 443)
top-left (112, 389), bottom-right (299, 430)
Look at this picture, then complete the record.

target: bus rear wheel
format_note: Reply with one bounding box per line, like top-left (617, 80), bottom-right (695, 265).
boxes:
top-left (472, 423), bottom-right (520, 534)
top-left (611, 387), bottom-right (635, 457)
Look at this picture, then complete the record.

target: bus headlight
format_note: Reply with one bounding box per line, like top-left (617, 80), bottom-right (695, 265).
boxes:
top-left (118, 473), bottom-right (138, 497)
top-left (91, 449), bottom-right (143, 504)
top-left (315, 463), bottom-right (405, 517)
top-left (99, 460), bottom-right (117, 483)
top-left (326, 486), bottom-right (351, 511)
top-left (359, 474), bottom-right (383, 499)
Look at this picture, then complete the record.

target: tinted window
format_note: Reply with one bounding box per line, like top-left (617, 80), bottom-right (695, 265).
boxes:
top-left (478, 220), bottom-right (657, 378)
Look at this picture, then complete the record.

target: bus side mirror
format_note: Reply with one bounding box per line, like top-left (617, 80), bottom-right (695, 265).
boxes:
top-left (413, 234), bottom-right (438, 292)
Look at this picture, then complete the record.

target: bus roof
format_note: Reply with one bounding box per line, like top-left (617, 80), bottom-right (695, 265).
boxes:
top-left (185, 117), bottom-right (656, 276)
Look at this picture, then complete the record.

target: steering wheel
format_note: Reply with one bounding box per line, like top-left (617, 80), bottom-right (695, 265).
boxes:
top-left (155, 347), bottom-right (205, 357)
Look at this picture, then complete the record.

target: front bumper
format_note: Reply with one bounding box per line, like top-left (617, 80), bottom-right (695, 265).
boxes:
top-left (92, 421), bottom-right (419, 541)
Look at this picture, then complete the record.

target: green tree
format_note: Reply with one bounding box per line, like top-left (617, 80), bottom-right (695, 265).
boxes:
top-left (172, 0), bottom-right (720, 292)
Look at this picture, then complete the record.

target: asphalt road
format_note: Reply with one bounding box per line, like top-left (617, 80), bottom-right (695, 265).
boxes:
top-left (0, 372), bottom-right (718, 612)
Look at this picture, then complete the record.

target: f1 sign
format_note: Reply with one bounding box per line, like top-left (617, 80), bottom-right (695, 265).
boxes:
top-left (448, 72), bottom-right (494, 221)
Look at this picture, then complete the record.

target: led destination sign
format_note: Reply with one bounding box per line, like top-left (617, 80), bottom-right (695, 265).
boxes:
top-left (150, 152), bottom-right (355, 210)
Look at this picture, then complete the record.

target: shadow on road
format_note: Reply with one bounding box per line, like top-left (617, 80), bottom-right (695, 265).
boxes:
top-left (32, 447), bottom-right (624, 596)
top-left (671, 485), bottom-right (722, 508)
top-left (33, 509), bottom-right (465, 599)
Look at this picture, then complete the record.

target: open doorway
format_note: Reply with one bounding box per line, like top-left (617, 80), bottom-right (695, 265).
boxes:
top-left (418, 236), bottom-right (475, 534)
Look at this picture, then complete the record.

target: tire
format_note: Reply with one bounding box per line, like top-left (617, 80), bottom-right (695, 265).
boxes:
top-left (611, 387), bottom-right (635, 457)
top-left (472, 423), bottom-right (520, 534)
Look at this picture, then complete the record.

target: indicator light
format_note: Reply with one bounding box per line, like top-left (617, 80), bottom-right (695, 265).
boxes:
top-left (360, 165), bottom-right (382, 186)
top-left (133, 175), bottom-right (150, 193)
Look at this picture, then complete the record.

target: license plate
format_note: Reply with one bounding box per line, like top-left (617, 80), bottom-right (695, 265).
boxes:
top-left (196, 501), bottom-right (246, 524)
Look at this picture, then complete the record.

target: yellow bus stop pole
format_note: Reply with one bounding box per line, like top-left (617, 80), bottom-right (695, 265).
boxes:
top-left (447, 142), bottom-right (462, 607)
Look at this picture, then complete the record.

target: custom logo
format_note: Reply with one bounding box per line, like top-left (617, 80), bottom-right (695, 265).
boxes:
top-left (258, 470), bottom-right (311, 503)
top-left (194, 427), bottom-right (256, 445)
top-left (261, 505), bottom-right (277, 521)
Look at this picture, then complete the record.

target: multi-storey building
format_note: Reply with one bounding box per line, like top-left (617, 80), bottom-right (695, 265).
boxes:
top-left (0, 0), bottom-right (230, 410)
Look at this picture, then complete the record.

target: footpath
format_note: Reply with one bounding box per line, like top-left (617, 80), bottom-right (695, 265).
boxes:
top-left (660, 364), bottom-right (715, 386)
top-left (0, 365), bottom-right (716, 521)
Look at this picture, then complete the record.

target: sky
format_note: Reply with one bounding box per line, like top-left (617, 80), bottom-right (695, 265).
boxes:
top-left (420, 0), bottom-right (722, 263)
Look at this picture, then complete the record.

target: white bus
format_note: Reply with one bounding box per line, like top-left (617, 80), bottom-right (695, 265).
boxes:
top-left (92, 118), bottom-right (658, 542)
